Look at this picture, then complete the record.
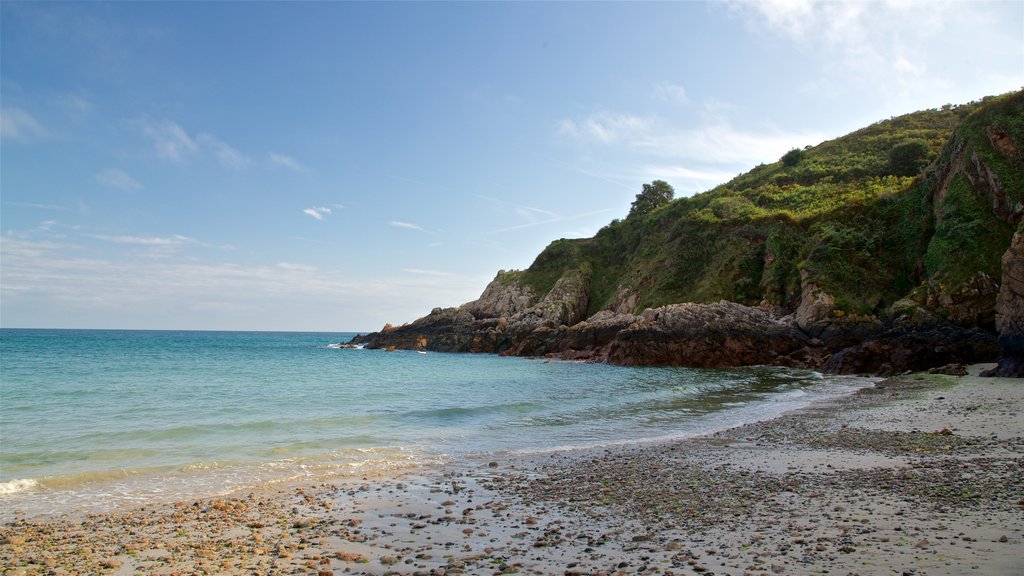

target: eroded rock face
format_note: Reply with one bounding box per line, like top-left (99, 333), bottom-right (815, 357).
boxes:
top-left (605, 285), bottom-right (640, 315)
top-left (795, 274), bottom-right (834, 338)
top-left (606, 301), bottom-right (809, 368)
top-left (461, 271), bottom-right (535, 319)
top-left (794, 272), bottom-right (885, 347)
top-left (927, 272), bottom-right (1001, 330)
top-left (995, 229), bottom-right (1024, 376)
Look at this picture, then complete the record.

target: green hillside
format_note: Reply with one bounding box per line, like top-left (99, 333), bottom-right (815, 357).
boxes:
top-left (508, 91), bottom-right (1023, 325)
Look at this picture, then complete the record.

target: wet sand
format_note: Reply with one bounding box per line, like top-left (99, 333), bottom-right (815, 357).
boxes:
top-left (2, 365), bottom-right (1022, 575)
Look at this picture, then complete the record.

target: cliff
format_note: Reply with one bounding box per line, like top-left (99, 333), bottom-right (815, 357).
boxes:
top-left (352, 91), bottom-right (1024, 376)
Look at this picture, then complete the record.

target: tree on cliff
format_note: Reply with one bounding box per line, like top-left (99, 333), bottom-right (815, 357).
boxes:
top-left (628, 180), bottom-right (675, 219)
top-left (888, 140), bottom-right (930, 176)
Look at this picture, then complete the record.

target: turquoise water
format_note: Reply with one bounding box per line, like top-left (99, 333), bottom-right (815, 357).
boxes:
top-left (0, 329), bottom-right (872, 518)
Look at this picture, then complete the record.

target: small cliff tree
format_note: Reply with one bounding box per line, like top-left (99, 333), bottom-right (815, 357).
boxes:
top-left (628, 180), bottom-right (675, 219)
top-left (889, 140), bottom-right (929, 176)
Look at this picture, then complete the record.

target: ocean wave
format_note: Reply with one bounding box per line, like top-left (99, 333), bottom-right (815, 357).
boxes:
top-left (401, 401), bottom-right (548, 422)
top-left (0, 478), bottom-right (38, 495)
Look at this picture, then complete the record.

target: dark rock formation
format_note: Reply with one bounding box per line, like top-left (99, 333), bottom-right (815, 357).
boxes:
top-left (605, 302), bottom-right (807, 367)
top-left (995, 229), bottom-right (1024, 376)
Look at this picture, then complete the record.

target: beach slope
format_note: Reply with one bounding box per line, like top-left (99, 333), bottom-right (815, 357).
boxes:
top-left (2, 365), bottom-right (1021, 575)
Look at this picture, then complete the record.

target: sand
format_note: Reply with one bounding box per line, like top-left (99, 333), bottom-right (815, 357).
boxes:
top-left (2, 365), bottom-right (1022, 576)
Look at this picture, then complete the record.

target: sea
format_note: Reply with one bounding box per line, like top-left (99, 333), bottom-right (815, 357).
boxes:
top-left (0, 329), bottom-right (875, 520)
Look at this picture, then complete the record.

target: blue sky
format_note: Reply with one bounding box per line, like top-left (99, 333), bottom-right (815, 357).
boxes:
top-left (2, 1), bottom-right (1021, 332)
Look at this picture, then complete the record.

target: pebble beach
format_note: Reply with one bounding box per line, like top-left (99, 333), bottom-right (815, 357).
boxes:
top-left (2, 365), bottom-right (1022, 576)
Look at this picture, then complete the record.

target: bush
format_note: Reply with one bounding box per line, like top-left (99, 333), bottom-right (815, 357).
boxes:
top-left (781, 148), bottom-right (805, 167)
top-left (888, 140), bottom-right (930, 176)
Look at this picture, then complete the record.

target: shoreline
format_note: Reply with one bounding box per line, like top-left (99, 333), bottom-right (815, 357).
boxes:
top-left (3, 365), bottom-right (1022, 575)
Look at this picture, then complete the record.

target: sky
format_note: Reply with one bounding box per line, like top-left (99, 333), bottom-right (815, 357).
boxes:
top-left (2, 1), bottom-right (1021, 332)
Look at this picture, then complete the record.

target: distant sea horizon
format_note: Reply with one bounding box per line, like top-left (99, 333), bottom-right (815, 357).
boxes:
top-left (0, 328), bottom-right (875, 519)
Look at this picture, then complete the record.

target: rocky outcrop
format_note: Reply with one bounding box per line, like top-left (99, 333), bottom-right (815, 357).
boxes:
top-left (995, 228), bottom-right (1024, 376)
top-left (606, 302), bottom-right (809, 367)
top-left (605, 285), bottom-right (640, 315)
top-left (823, 324), bottom-right (997, 376)
top-left (461, 270), bottom-right (535, 319)
top-left (795, 272), bottom-right (885, 347)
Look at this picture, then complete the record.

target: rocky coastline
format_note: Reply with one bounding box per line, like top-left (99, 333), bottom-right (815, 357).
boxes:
top-left (348, 258), bottom-right (1015, 376)
top-left (351, 92), bottom-right (1024, 377)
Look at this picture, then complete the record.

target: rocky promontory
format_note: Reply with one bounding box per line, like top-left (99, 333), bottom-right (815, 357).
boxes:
top-left (351, 268), bottom-right (998, 375)
top-left (352, 91), bottom-right (1022, 376)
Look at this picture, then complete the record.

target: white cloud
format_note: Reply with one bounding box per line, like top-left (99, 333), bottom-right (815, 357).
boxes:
top-left (95, 168), bottom-right (142, 191)
top-left (402, 268), bottom-right (453, 276)
top-left (653, 82), bottom-right (689, 104)
top-left (198, 134), bottom-right (250, 170)
top-left (483, 207), bottom-right (616, 236)
top-left (477, 195), bottom-right (559, 224)
top-left (268, 152), bottom-right (306, 172)
top-left (0, 234), bottom-right (486, 330)
top-left (558, 109), bottom-right (823, 167)
top-left (718, 0), bottom-right (1022, 111)
top-left (557, 111), bottom-right (651, 144)
top-left (56, 93), bottom-right (93, 118)
top-left (389, 220), bottom-right (425, 231)
top-left (303, 206), bottom-right (332, 220)
top-left (6, 202), bottom-right (73, 211)
top-left (631, 120), bottom-right (824, 166)
top-left (1, 107), bottom-right (46, 141)
top-left (139, 120), bottom-right (197, 162)
top-left (137, 119), bottom-right (249, 168)
top-left (636, 164), bottom-right (739, 185)
top-left (96, 234), bottom-right (194, 246)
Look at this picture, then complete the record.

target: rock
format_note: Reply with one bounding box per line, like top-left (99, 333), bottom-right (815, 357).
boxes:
top-left (605, 284), bottom-right (640, 315)
top-left (927, 363), bottom-right (968, 376)
top-left (995, 228), bottom-right (1024, 376)
top-left (607, 301), bottom-right (809, 367)
top-left (462, 270), bottom-right (535, 319)
top-left (795, 273), bottom-right (835, 339)
top-left (930, 272), bottom-right (1000, 330)
top-left (824, 322), bottom-right (996, 376)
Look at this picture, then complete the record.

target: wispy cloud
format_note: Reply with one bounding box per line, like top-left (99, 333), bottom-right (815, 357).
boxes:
top-left (1, 107), bottom-right (46, 141)
top-left (483, 207), bottom-right (616, 236)
top-left (557, 111), bottom-right (651, 144)
top-left (717, 0), bottom-right (1020, 110)
top-left (653, 82), bottom-right (689, 104)
top-left (302, 206), bottom-right (332, 220)
top-left (5, 202), bottom-right (73, 211)
top-left (198, 134), bottom-right (250, 170)
top-left (96, 234), bottom-right (195, 246)
top-left (402, 268), bottom-right (453, 276)
top-left (55, 93), bottom-right (93, 119)
top-left (136, 119), bottom-right (249, 168)
top-left (476, 195), bottom-right (560, 223)
top-left (558, 109), bottom-right (823, 168)
top-left (0, 234), bottom-right (486, 330)
top-left (268, 152), bottom-right (306, 172)
top-left (95, 168), bottom-right (142, 191)
top-left (389, 220), bottom-right (425, 231)
top-left (139, 119), bottom-right (197, 162)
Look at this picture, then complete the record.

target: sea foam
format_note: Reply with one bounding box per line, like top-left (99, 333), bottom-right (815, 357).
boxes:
top-left (0, 478), bottom-right (39, 495)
